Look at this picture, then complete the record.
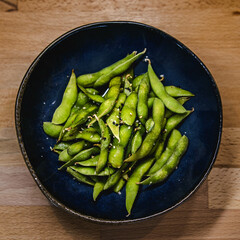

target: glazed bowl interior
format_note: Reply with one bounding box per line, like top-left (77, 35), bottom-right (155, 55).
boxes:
top-left (15, 21), bottom-right (222, 223)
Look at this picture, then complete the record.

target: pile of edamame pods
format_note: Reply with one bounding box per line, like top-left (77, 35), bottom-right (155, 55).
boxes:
top-left (43, 49), bottom-right (194, 215)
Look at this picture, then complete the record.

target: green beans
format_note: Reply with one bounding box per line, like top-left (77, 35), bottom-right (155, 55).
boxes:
top-left (43, 49), bottom-right (194, 215)
top-left (52, 70), bottom-right (78, 124)
top-left (148, 61), bottom-right (187, 114)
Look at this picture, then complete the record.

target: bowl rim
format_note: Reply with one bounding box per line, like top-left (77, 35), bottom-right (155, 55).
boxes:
top-left (15, 20), bottom-right (223, 224)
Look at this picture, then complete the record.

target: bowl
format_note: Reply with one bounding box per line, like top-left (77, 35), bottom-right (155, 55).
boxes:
top-left (15, 21), bottom-right (222, 223)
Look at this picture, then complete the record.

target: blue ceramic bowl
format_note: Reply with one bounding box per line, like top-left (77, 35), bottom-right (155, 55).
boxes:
top-left (15, 21), bottom-right (222, 223)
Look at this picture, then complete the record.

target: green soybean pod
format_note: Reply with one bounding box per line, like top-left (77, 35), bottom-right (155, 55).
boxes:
top-left (140, 135), bottom-right (189, 185)
top-left (79, 86), bottom-right (105, 103)
top-left (43, 122), bottom-right (62, 138)
top-left (147, 61), bottom-right (187, 114)
top-left (145, 118), bottom-right (155, 133)
top-left (106, 93), bottom-right (127, 141)
top-left (70, 166), bottom-right (115, 176)
top-left (121, 92), bottom-right (138, 126)
top-left (147, 97), bottom-right (154, 109)
top-left (113, 178), bottom-right (126, 193)
top-left (93, 180), bottom-right (105, 201)
top-left (131, 125), bottom-right (145, 154)
top-left (132, 73), bottom-right (145, 91)
top-left (76, 91), bottom-right (89, 108)
top-left (104, 76), bottom-right (121, 99)
top-left (52, 70), bottom-right (78, 124)
top-left (87, 97), bottom-right (117, 127)
top-left (53, 142), bottom-right (72, 151)
top-left (165, 97), bottom-right (190, 118)
top-left (124, 98), bottom-right (165, 163)
top-left (103, 163), bottom-right (128, 190)
top-left (96, 119), bottom-right (111, 173)
top-left (75, 128), bottom-right (101, 143)
top-left (154, 109), bottom-right (193, 160)
top-left (59, 149), bottom-right (72, 162)
top-left (165, 86), bottom-right (195, 97)
top-left (67, 140), bottom-right (85, 156)
top-left (126, 157), bottom-right (154, 215)
top-left (77, 52), bottom-right (135, 87)
top-left (75, 155), bottom-right (99, 167)
top-left (137, 73), bottom-right (150, 124)
top-left (93, 49), bottom-right (146, 88)
top-left (108, 125), bottom-right (133, 168)
top-left (148, 129), bottom-right (182, 175)
top-left (66, 167), bottom-right (95, 186)
top-left (58, 147), bottom-right (100, 170)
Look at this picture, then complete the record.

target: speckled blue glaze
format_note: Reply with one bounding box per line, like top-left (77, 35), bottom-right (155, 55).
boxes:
top-left (15, 21), bottom-right (222, 223)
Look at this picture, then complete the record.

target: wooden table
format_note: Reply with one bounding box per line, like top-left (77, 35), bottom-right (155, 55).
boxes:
top-left (0, 0), bottom-right (239, 239)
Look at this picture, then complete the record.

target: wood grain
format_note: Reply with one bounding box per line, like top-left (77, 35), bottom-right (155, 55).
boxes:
top-left (208, 168), bottom-right (240, 209)
top-left (0, 0), bottom-right (240, 239)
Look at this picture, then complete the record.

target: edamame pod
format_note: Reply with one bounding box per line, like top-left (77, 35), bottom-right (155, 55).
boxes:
top-left (121, 92), bottom-right (138, 126)
top-left (43, 122), bottom-right (62, 138)
top-left (124, 98), bottom-right (165, 163)
top-left (75, 128), bottom-right (101, 143)
top-left (148, 61), bottom-right (187, 114)
top-left (113, 178), bottom-right (126, 193)
top-left (66, 167), bottom-right (95, 186)
top-left (132, 73), bottom-right (145, 91)
top-left (148, 129), bottom-right (182, 174)
top-left (79, 86), bottom-right (105, 103)
top-left (165, 97), bottom-right (190, 118)
top-left (109, 125), bottom-right (133, 168)
top-left (126, 158), bottom-right (154, 215)
top-left (70, 166), bottom-right (115, 176)
top-left (106, 93), bottom-right (126, 141)
top-left (75, 155), bottom-right (99, 167)
top-left (137, 73), bottom-right (150, 124)
top-left (52, 70), bottom-right (78, 124)
top-left (67, 141), bottom-right (85, 156)
top-left (165, 86), bottom-right (195, 97)
top-left (154, 109), bottom-right (193, 159)
top-left (77, 53), bottom-right (135, 87)
top-left (59, 149), bottom-right (72, 162)
top-left (96, 119), bottom-right (111, 173)
top-left (140, 135), bottom-right (189, 185)
top-left (93, 180), bottom-right (105, 201)
top-left (93, 49), bottom-right (146, 87)
top-left (58, 147), bottom-right (100, 170)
